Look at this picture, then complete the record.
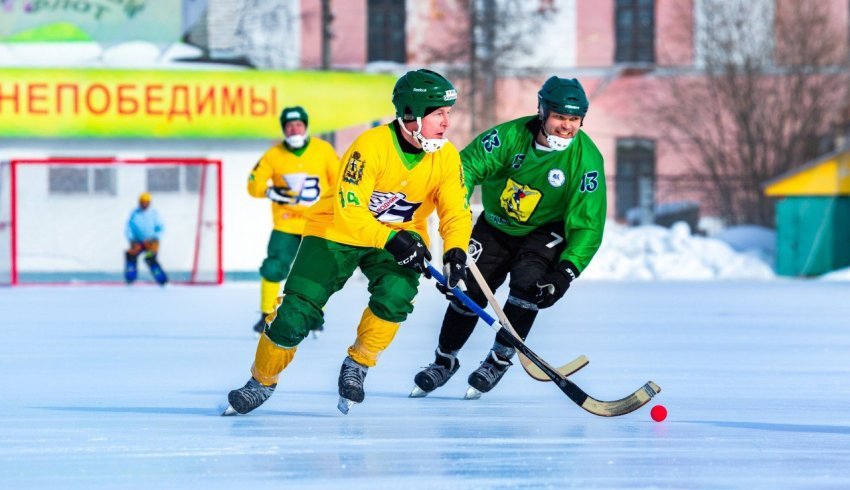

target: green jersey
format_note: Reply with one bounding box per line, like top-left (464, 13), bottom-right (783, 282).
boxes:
top-left (461, 116), bottom-right (606, 273)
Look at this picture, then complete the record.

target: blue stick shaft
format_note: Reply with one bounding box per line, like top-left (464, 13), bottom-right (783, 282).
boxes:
top-left (425, 263), bottom-right (497, 327)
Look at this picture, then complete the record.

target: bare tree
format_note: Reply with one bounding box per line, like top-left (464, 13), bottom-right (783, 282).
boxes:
top-left (651, 0), bottom-right (849, 226)
top-left (422, 0), bottom-right (556, 134)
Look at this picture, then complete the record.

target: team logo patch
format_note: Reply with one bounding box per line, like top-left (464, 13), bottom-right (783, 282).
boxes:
top-left (547, 169), bottom-right (565, 187)
top-left (368, 191), bottom-right (422, 222)
top-left (481, 129), bottom-right (501, 153)
top-left (342, 151), bottom-right (365, 184)
top-left (499, 178), bottom-right (542, 223)
top-left (467, 238), bottom-right (483, 263)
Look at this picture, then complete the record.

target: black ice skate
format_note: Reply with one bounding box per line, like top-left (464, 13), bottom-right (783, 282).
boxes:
top-left (465, 350), bottom-right (513, 400)
top-left (410, 348), bottom-right (459, 398)
top-left (337, 356), bottom-right (368, 414)
top-left (222, 377), bottom-right (276, 415)
top-left (252, 314), bottom-right (267, 335)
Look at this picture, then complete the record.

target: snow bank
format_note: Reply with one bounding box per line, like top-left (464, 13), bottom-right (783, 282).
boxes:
top-left (583, 222), bottom-right (776, 280)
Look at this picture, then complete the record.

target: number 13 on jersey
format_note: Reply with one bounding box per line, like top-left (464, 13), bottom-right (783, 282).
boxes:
top-left (580, 171), bottom-right (599, 193)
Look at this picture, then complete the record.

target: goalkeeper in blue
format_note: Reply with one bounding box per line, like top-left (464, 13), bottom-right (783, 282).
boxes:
top-left (411, 76), bottom-right (608, 399)
top-left (125, 192), bottom-right (168, 286)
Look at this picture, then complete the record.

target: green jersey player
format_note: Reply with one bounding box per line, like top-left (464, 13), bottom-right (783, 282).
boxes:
top-left (412, 76), bottom-right (607, 399)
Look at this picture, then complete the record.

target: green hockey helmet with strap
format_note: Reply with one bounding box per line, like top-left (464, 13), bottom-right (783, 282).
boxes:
top-left (279, 106), bottom-right (308, 129)
top-left (392, 69), bottom-right (457, 121)
top-left (537, 76), bottom-right (588, 120)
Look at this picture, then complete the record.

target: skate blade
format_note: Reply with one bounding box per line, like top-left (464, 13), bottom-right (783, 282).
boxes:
top-left (337, 396), bottom-right (357, 414)
top-left (464, 386), bottom-right (482, 400)
top-left (221, 405), bottom-right (238, 416)
top-left (409, 386), bottom-right (429, 398)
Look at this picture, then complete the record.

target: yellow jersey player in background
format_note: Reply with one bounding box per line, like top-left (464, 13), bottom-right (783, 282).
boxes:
top-left (224, 69), bottom-right (472, 416)
top-left (247, 106), bottom-right (340, 334)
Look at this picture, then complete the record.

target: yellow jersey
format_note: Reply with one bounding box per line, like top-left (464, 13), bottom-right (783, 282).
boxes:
top-left (247, 138), bottom-right (340, 234)
top-left (304, 123), bottom-right (471, 252)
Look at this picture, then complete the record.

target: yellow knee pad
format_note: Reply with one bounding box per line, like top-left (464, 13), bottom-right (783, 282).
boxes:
top-left (347, 307), bottom-right (400, 368)
top-left (251, 333), bottom-right (297, 386)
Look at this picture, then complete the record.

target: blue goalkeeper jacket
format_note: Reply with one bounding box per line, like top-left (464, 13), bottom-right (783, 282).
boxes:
top-left (126, 207), bottom-right (164, 242)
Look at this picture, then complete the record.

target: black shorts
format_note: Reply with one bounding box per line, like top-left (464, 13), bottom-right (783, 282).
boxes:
top-left (465, 215), bottom-right (566, 303)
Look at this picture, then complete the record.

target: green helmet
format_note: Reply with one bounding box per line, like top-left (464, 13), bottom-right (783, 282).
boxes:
top-left (537, 76), bottom-right (588, 119)
top-left (279, 106), bottom-right (308, 129)
top-left (392, 69), bottom-right (457, 120)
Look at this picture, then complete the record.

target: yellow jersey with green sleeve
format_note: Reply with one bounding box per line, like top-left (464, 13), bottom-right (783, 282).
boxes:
top-left (247, 138), bottom-right (340, 235)
top-left (303, 123), bottom-right (471, 253)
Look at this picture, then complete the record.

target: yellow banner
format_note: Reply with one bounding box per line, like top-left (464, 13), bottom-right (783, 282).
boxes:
top-left (0, 68), bottom-right (396, 139)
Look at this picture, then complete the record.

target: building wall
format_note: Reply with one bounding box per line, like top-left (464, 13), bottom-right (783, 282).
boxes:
top-left (302, 0), bottom-right (713, 221)
top-left (291, 0), bottom-right (842, 225)
top-left (301, 0), bottom-right (368, 68)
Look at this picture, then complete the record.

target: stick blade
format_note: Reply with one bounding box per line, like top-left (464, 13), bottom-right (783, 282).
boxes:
top-left (580, 381), bottom-right (662, 417)
top-left (520, 354), bottom-right (588, 382)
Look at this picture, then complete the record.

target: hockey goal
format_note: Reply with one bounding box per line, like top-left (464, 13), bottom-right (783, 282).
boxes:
top-left (0, 157), bottom-right (223, 285)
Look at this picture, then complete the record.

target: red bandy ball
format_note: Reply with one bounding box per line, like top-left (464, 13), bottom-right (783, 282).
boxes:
top-left (650, 404), bottom-right (667, 422)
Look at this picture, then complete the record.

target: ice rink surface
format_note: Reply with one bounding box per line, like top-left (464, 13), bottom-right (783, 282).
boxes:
top-left (1, 279), bottom-right (849, 489)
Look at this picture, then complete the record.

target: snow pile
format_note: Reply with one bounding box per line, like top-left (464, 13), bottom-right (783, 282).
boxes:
top-left (820, 267), bottom-right (850, 281)
top-left (583, 222), bottom-right (776, 280)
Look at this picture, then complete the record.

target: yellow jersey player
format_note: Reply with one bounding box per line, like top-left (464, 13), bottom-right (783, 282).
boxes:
top-left (224, 69), bottom-right (472, 416)
top-left (247, 106), bottom-right (340, 334)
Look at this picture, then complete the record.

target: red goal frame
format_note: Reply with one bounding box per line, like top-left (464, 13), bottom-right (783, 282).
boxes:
top-left (4, 157), bottom-right (223, 286)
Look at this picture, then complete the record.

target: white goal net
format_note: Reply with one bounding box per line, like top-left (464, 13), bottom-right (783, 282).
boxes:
top-left (0, 158), bottom-right (222, 285)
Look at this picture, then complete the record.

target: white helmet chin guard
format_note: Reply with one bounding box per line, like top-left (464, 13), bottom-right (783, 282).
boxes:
top-left (542, 127), bottom-right (573, 152)
top-left (285, 133), bottom-right (307, 149)
top-left (399, 117), bottom-right (448, 153)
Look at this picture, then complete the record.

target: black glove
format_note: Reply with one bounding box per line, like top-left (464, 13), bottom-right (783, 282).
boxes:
top-left (385, 230), bottom-right (432, 275)
top-left (441, 248), bottom-right (467, 289)
top-left (266, 186), bottom-right (297, 204)
top-left (435, 248), bottom-right (468, 306)
top-left (535, 260), bottom-right (578, 309)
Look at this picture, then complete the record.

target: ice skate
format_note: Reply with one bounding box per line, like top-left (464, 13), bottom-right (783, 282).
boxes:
top-left (337, 356), bottom-right (368, 414)
top-left (145, 255), bottom-right (168, 286)
top-left (465, 350), bottom-right (512, 399)
top-left (410, 348), bottom-right (459, 398)
top-left (252, 314), bottom-right (267, 335)
top-left (124, 252), bottom-right (138, 284)
top-left (222, 377), bottom-right (276, 415)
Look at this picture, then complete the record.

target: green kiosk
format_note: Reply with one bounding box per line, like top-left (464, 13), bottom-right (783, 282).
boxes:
top-left (765, 150), bottom-right (850, 276)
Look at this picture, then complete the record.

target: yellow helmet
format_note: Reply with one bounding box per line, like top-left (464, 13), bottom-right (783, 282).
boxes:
top-left (139, 192), bottom-right (152, 204)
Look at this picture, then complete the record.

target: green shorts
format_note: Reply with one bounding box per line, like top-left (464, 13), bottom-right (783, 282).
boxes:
top-left (266, 236), bottom-right (421, 347)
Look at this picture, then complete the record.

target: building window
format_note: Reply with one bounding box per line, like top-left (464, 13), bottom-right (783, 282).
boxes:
top-left (185, 165), bottom-right (202, 193)
top-left (367, 0), bottom-right (406, 63)
top-left (615, 0), bottom-right (655, 63)
top-left (48, 167), bottom-right (116, 195)
top-left (146, 167), bottom-right (181, 192)
top-left (615, 138), bottom-right (656, 220)
top-left (693, 0), bottom-right (774, 68)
